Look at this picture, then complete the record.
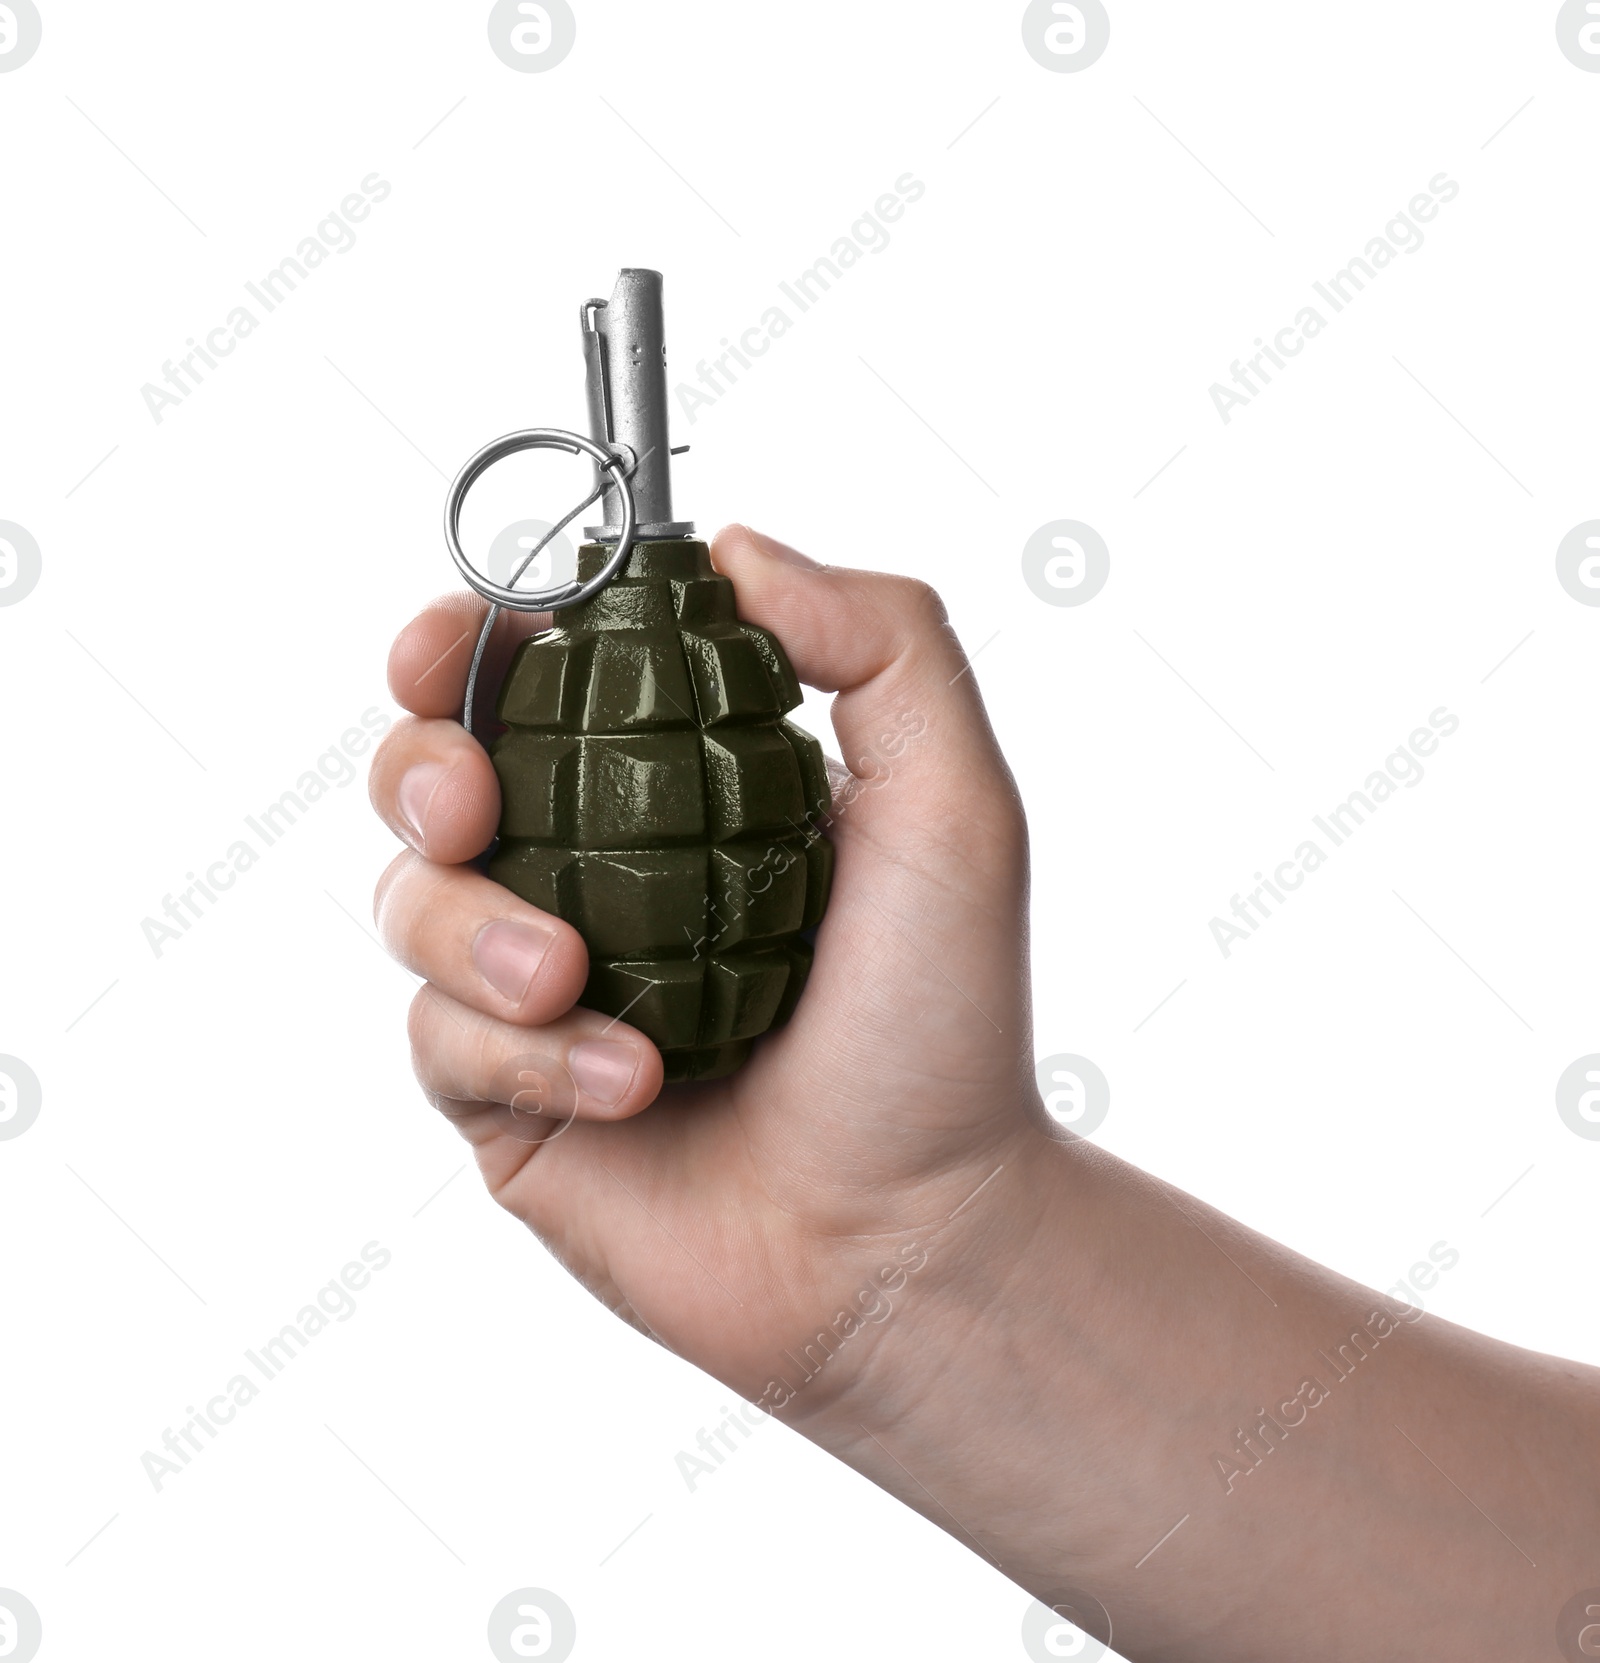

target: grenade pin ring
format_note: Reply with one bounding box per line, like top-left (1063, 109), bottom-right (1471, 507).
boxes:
top-left (443, 427), bottom-right (639, 734)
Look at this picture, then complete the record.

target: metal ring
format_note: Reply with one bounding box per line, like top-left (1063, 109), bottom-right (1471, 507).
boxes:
top-left (442, 427), bottom-right (637, 612)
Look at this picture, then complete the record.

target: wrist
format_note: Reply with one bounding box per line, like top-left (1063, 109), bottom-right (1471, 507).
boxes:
top-left (777, 1122), bottom-right (1096, 1502)
top-left (781, 1127), bottom-right (1600, 1662)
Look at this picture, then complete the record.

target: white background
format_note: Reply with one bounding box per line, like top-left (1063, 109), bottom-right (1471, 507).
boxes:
top-left (2, 3), bottom-right (1598, 1659)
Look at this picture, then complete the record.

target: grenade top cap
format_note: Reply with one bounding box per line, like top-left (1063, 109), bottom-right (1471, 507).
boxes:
top-left (582, 268), bottom-right (694, 543)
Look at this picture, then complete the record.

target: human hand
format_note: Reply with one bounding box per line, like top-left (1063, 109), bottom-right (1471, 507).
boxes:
top-left (372, 526), bottom-right (1600, 1661)
top-left (370, 524), bottom-right (1045, 1421)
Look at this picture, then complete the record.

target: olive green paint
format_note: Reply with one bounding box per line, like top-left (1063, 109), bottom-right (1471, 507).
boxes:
top-left (489, 539), bottom-right (833, 1082)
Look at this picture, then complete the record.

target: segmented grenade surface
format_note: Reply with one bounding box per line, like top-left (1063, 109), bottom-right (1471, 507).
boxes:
top-left (488, 539), bottom-right (833, 1082)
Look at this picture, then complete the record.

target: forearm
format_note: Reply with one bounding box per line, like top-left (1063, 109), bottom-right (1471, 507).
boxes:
top-left (793, 1127), bottom-right (1600, 1661)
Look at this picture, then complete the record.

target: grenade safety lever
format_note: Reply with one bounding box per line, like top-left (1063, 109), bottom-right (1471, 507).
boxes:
top-left (580, 268), bottom-right (693, 542)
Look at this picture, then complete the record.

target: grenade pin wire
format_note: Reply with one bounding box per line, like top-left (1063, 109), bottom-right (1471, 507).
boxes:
top-left (460, 478), bottom-right (608, 735)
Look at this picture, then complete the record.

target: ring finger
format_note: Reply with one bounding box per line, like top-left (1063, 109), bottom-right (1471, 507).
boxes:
top-left (407, 983), bottom-right (664, 1124)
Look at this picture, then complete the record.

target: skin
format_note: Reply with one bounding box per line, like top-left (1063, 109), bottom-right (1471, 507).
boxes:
top-left (372, 524), bottom-right (1600, 1661)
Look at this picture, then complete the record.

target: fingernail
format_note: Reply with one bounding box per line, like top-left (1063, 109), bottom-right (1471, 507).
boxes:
top-left (472, 920), bottom-right (555, 1005)
top-left (397, 761), bottom-right (449, 849)
top-left (747, 527), bottom-right (821, 569)
top-left (569, 1040), bottom-right (639, 1108)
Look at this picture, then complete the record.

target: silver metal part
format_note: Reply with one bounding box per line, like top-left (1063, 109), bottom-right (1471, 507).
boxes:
top-left (441, 269), bottom-right (697, 734)
top-left (442, 426), bottom-right (638, 734)
top-left (581, 268), bottom-right (693, 541)
top-left (585, 518), bottom-right (695, 541)
top-left (443, 427), bottom-right (635, 611)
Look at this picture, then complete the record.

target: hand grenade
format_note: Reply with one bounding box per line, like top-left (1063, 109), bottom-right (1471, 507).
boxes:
top-left (444, 271), bottom-right (832, 1082)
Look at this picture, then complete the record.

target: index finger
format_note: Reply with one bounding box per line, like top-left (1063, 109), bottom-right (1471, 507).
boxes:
top-left (386, 592), bottom-right (551, 723)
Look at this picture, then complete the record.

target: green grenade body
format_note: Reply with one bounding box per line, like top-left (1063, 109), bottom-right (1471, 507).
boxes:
top-left (487, 538), bottom-right (833, 1082)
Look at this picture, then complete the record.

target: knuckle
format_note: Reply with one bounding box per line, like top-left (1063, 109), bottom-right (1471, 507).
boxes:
top-left (405, 984), bottom-right (437, 1059)
top-left (880, 575), bottom-right (950, 643)
top-left (379, 859), bottom-right (455, 967)
top-left (407, 990), bottom-right (468, 1100)
top-left (470, 1022), bottom-right (501, 1096)
top-left (367, 715), bottom-right (421, 790)
top-left (407, 985), bottom-right (505, 1105)
top-left (372, 848), bottom-right (414, 928)
top-left (407, 985), bottom-right (469, 1089)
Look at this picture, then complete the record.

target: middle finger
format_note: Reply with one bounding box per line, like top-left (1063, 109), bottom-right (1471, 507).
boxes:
top-left (376, 852), bottom-right (590, 1028)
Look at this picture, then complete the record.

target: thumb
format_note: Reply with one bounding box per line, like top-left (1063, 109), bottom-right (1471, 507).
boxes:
top-left (710, 523), bottom-right (1034, 1134)
top-left (709, 524), bottom-right (1018, 831)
